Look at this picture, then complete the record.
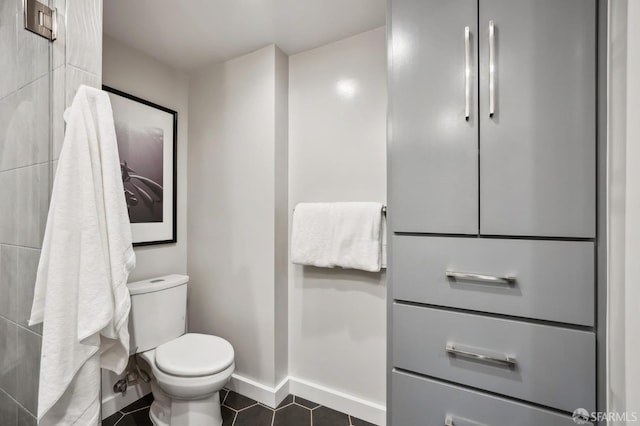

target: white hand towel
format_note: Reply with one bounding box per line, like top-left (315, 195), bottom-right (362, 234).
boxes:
top-left (291, 202), bottom-right (384, 272)
top-left (28, 85), bottom-right (136, 426)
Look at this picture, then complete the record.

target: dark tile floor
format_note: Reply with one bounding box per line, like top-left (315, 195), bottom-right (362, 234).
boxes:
top-left (102, 389), bottom-right (377, 426)
top-left (102, 393), bottom-right (154, 426)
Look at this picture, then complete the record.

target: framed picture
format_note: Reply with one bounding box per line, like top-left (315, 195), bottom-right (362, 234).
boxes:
top-left (103, 86), bottom-right (177, 246)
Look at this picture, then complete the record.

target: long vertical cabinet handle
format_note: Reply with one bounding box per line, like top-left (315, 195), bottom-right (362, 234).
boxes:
top-left (488, 20), bottom-right (495, 118)
top-left (464, 26), bottom-right (471, 121)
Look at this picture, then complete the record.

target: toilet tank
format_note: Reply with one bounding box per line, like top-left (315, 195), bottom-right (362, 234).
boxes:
top-left (127, 274), bottom-right (189, 354)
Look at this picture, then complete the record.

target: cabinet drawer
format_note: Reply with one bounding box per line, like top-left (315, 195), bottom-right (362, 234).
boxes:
top-left (392, 235), bottom-right (594, 326)
top-left (392, 304), bottom-right (595, 412)
top-left (391, 370), bottom-right (591, 426)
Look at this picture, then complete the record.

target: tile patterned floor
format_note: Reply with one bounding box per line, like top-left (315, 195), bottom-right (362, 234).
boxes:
top-left (102, 393), bottom-right (154, 426)
top-left (102, 389), bottom-right (376, 426)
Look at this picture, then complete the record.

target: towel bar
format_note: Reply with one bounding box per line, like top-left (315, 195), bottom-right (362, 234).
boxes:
top-left (293, 205), bottom-right (387, 213)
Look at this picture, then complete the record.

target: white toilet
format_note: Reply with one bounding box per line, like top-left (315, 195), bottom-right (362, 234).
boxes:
top-left (128, 274), bottom-right (235, 426)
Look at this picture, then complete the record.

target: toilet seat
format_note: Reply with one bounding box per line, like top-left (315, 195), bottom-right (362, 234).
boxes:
top-left (155, 333), bottom-right (234, 378)
top-left (140, 336), bottom-right (235, 401)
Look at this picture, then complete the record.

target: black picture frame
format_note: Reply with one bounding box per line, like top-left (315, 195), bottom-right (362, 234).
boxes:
top-left (103, 85), bottom-right (177, 246)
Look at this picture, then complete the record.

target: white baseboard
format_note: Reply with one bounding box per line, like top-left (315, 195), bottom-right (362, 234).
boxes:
top-left (288, 377), bottom-right (386, 426)
top-left (226, 374), bottom-right (290, 408)
top-left (101, 382), bottom-right (151, 419)
top-left (228, 374), bottom-right (386, 426)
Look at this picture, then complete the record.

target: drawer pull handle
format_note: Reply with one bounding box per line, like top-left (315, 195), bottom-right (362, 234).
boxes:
top-left (445, 271), bottom-right (515, 285)
top-left (446, 344), bottom-right (517, 367)
top-left (446, 415), bottom-right (489, 426)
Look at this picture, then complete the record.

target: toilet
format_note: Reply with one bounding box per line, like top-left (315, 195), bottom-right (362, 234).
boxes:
top-left (127, 274), bottom-right (235, 426)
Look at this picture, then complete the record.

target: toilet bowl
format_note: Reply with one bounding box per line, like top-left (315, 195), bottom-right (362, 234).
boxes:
top-left (139, 334), bottom-right (234, 426)
top-left (127, 275), bottom-right (235, 426)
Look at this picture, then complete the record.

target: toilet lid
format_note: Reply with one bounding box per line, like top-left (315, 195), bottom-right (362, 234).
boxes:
top-left (155, 333), bottom-right (234, 377)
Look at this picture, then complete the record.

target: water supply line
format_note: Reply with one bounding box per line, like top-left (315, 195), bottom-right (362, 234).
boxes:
top-left (113, 351), bottom-right (151, 396)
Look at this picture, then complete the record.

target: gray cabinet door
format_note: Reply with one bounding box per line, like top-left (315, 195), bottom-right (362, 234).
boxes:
top-left (389, 0), bottom-right (478, 234)
top-left (479, 0), bottom-right (596, 237)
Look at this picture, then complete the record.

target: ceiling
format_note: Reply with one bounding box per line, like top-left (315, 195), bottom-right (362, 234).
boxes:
top-left (103, 0), bottom-right (386, 70)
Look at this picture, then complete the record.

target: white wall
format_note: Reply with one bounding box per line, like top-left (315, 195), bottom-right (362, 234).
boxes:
top-left (101, 35), bottom-right (189, 415)
top-left (187, 45), bottom-right (288, 389)
top-left (187, 32), bottom-right (386, 422)
top-left (623, 0), bottom-right (640, 415)
top-left (608, 0), bottom-right (640, 419)
top-left (288, 26), bottom-right (387, 416)
top-left (608, 0), bottom-right (627, 419)
top-left (274, 48), bottom-right (290, 385)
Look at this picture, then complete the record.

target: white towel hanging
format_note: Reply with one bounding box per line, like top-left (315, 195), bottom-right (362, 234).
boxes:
top-left (291, 202), bottom-right (385, 272)
top-left (29, 85), bottom-right (135, 425)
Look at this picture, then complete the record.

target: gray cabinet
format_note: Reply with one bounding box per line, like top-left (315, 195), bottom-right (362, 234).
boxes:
top-left (387, 0), bottom-right (600, 424)
top-left (389, 0), bottom-right (596, 238)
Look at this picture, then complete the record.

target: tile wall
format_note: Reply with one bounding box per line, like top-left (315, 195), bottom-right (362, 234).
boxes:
top-left (0, 0), bottom-right (102, 424)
